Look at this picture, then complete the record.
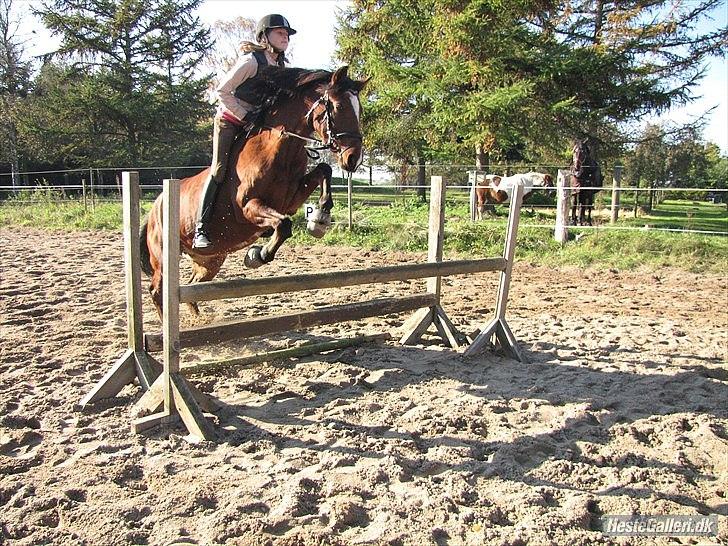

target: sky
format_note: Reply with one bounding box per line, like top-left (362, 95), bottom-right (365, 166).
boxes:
top-left (11, 0), bottom-right (728, 153)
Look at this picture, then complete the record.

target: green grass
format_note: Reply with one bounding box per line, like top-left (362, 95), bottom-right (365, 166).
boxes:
top-left (1, 190), bottom-right (726, 273)
top-left (619, 199), bottom-right (728, 233)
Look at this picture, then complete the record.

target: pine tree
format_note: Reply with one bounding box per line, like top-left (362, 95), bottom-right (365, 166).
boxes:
top-left (32, 0), bottom-right (213, 166)
top-left (0, 0), bottom-right (32, 180)
top-left (337, 0), bottom-right (728, 167)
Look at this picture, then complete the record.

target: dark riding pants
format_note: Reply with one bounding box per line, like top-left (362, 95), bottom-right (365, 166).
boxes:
top-left (197, 114), bottom-right (242, 225)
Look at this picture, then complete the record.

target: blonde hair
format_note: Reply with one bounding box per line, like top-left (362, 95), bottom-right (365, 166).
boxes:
top-left (239, 40), bottom-right (266, 53)
top-left (238, 38), bottom-right (288, 66)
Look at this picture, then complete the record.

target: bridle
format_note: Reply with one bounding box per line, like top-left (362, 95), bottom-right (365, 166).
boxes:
top-left (303, 89), bottom-right (363, 165)
top-left (255, 86), bottom-right (363, 166)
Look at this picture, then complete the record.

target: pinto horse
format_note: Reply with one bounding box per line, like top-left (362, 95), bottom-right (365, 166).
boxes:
top-left (570, 139), bottom-right (603, 225)
top-left (140, 66), bottom-right (366, 316)
top-left (475, 172), bottom-right (553, 220)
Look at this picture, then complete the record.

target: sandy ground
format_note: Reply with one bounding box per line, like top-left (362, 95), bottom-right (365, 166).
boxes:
top-left (1, 226), bottom-right (726, 546)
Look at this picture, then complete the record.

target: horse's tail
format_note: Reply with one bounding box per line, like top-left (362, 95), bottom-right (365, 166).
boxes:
top-left (139, 215), bottom-right (153, 277)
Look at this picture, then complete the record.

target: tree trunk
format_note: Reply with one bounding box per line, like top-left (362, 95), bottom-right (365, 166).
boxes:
top-left (593, 0), bottom-right (604, 44)
top-left (9, 122), bottom-right (19, 191)
top-left (647, 182), bottom-right (655, 211)
top-left (475, 143), bottom-right (489, 172)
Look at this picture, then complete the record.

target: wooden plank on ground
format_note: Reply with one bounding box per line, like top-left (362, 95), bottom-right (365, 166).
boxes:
top-left (399, 307), bottom-right (434, 345)
top-left (171, 373), bottom-right (215, 442)
top-left (182, 332), bottom-right (391, 375)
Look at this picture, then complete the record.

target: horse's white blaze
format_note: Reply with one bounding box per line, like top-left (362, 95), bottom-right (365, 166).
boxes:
top-left (349, 92), bottom-right (361, 120)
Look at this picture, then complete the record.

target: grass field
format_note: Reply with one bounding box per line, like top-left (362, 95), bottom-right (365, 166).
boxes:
top-left (1, 188), bottom-right (726, 273)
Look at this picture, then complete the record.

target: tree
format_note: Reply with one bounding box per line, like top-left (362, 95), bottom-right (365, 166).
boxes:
top-left (204, 16), bottom-right (256, 74)
top-left (536, 1), bottom-right (728, 150)
top-left (704, 143), bottom-right (728, 190)
top-left (337, 0), bottom-right (728, 170)
top-left (31, 0), bottom-right (214, 167)
top-left (0, 0), bottom-right (32, 183)
top-left (201, 16), bottom-right (256, 102)
top-left (624, 123), bottom-right (726, 209)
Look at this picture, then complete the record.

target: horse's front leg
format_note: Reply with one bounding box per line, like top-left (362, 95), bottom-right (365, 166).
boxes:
top-left (241, 198), bottom-right (292, 268)
top-left (286, 163), bottom-right (334, 238)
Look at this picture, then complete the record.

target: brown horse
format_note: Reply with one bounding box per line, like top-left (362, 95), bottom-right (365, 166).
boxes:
top-left (475, 172), bottom-right (553, 220)
top-left (570, 139), bottom-right (603, 225)
top-left (140, 66), bottom-right (367, 315)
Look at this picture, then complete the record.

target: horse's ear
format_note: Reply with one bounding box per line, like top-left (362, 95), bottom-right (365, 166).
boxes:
top-left (331, 66), bottom-right (349, 86)
top-left (351, 76), bottom-right (371, 93)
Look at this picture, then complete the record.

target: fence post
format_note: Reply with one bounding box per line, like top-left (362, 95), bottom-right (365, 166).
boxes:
top-left (400, 174), bottom-right (469, 349)
top-left (162, 178), bottom-right (180, 416)
top-left (89, 168), bottom-right (96, 213)
top-left (82, 178), bottom-right (88, 213)
top-left (427, 175), bottom-right (445, 300)
top-left (347, 171), bottom-right (353, 229)
top-left (610, 165), bottom-right (622, 224)
top-left (554, 169), bottom-right (570, 244)
top-left (469, 178), bottom-right (477, 223)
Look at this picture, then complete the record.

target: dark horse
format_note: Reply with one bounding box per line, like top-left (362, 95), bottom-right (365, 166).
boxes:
top-left (140, 66), bottom-right (367, 315)
top-left (570, 139), bottom-right (603, 225)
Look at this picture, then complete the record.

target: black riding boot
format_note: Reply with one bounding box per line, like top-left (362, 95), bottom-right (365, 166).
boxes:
top-left (193, 177), bottom-right (220, 249)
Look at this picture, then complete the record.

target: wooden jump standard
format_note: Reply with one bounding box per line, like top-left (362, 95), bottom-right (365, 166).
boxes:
top-left (80, 172), bottom-right (525, 441)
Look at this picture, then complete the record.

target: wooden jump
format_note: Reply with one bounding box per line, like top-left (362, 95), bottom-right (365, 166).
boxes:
top-left (80, 172), bottom-right (526, 442)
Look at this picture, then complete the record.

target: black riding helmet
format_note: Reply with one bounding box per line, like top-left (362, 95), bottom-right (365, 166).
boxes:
top-left (256, 14), bottom-right (297, 42)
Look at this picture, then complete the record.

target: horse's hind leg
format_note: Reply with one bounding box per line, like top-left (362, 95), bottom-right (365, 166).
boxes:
top-left (145, 207), bottom-right (165, 318)
top-left (186, 255), bottom-right (227, 315)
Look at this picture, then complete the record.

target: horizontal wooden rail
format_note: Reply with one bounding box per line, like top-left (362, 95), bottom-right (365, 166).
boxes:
top-left (179, 258), bottom-right (507, 304)
top-left (145, 293), bottom-right (438, 352)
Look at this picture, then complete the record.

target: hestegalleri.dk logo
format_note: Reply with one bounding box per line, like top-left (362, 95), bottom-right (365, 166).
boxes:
top-left (600, 514), bottom-right (718, 537)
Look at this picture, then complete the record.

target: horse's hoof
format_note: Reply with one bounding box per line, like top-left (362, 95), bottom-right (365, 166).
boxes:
top-left (244, 246), bottom-right (265, 269)
top-left (307, 209), bottom-right (331, 239)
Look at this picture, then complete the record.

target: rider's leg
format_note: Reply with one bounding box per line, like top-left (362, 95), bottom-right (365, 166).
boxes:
top-left (193, 114), bottom-right (242, 249)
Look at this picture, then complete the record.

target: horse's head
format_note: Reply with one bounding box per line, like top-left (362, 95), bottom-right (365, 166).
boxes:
top-left (307, 66), bottom-right (368, 172)
top-left (571, 138), bottom-right (594, 178)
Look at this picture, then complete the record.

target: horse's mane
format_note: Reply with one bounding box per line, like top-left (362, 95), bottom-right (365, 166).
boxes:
top-left (235, 66), bottom-right (338, 106)
top-left (235, 65), bottom-right (365, 107)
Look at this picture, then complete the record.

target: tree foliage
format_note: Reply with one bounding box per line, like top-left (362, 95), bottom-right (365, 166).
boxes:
top-left (28, 0), bottom-right (214, 167)
top-left (0, 0), bottom-right (32, 173)
top-left (336, 0), bottom-right (728, 168)
top-left (624, 123), bottom-right (727, 192)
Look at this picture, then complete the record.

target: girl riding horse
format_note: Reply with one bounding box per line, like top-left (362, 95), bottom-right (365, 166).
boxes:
top-left (141, 65), bottom-right (367, 316)
top-left (194, 14), bottom-right (298, 249)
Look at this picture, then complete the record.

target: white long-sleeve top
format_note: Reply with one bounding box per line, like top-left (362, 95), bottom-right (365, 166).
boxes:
top-left (216, 50), bottom-right (281, 122)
